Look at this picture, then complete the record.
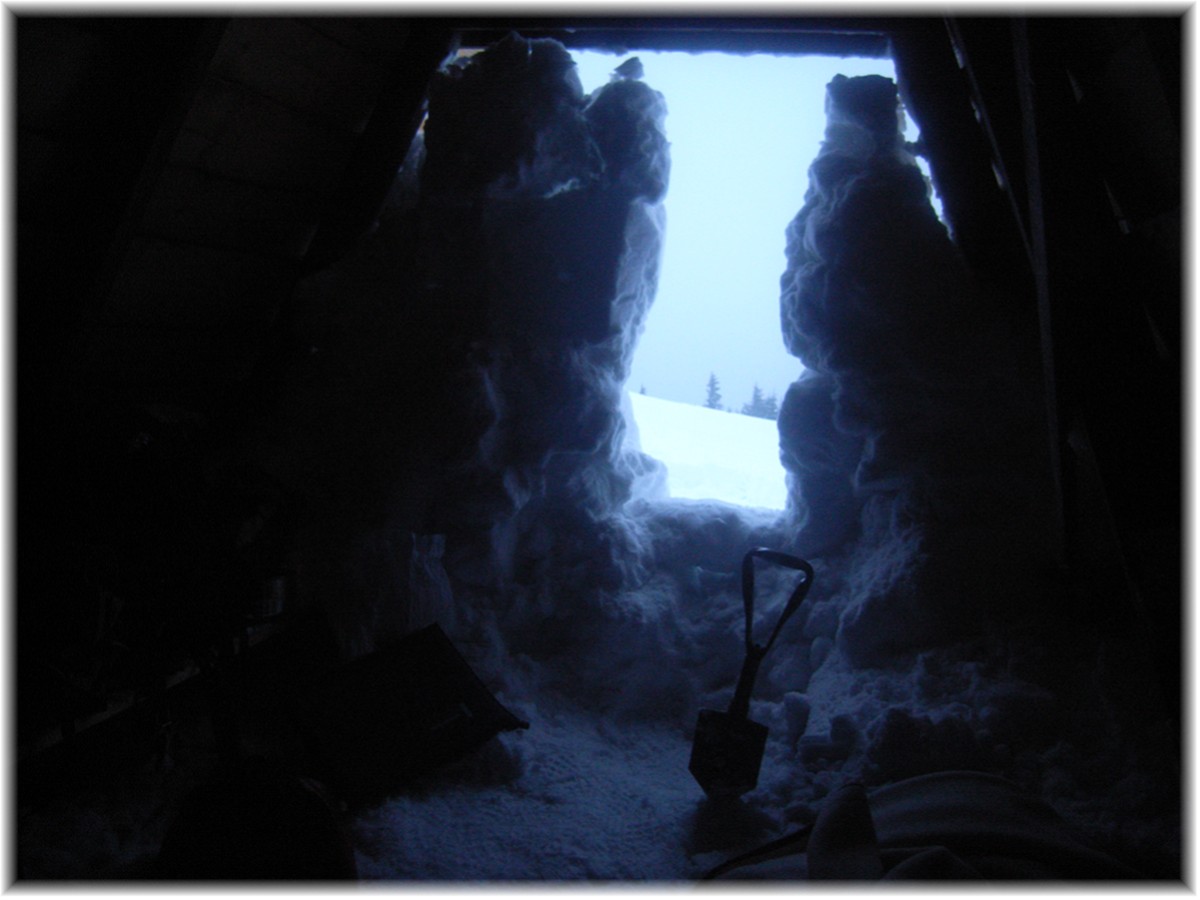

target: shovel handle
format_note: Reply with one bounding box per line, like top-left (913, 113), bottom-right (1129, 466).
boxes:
top-left (742, 549), bottom-right (814, 657)
top-left (728, 549), bottom-right (814, 719)
top-left (728, 644), bottom-right (766, 720)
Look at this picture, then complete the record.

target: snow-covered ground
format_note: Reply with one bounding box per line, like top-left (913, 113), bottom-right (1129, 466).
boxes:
top-left (344, 393), bottom-right (1179, 882)
top-left (624, 391), bottom-right (787, 510)
top-left (16, 389), bottom-right (1179, 883)
top-left (353, 711), bottom-right (705, 880)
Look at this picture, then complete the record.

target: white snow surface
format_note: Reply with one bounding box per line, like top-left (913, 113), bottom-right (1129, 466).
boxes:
top-left (353, 711), bottom-right (704, 880)
top-left (341, 393), bottom-right (1177, 882)
top-left (623, 391), bottom-right (787, 510)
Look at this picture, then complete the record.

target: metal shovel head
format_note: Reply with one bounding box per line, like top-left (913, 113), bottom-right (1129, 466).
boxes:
top-left (689, 708), bottom-right (769, 798)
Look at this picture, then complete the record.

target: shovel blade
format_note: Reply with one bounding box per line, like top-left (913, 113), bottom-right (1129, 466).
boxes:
top-left (689, 708), bottom-right (768, 798)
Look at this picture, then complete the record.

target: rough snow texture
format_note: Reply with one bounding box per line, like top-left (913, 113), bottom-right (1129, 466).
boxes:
top-left (416, 36), bottom-right (671, 604)
top-left (351, 713), bottom-right (703, 880)
top-left (259, 36), bottom-right (670, 661)
top-left (227, 55), bottom-right (1177, 881)
top-left (777, 74), bottom-right (1059, 665)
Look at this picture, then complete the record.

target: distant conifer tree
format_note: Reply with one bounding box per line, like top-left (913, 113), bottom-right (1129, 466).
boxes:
top-left (704, 373), bottom-right (723, 409)
top-left (741, 384), bottom-right (779, 419)
top-left (762, 392), bottom-right (779, 420)
top-left (741, 384), bottom-right (765, 417)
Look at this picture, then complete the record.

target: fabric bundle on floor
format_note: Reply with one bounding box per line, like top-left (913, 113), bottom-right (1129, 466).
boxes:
top-left (706, 770), bottom-right (1141, 880)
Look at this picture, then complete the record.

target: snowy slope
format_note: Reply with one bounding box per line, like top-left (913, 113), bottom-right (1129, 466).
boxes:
top-left (625, 391), bottom-right (786, 510)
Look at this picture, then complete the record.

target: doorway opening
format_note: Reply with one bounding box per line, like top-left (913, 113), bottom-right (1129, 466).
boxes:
top-left (569, 49), bottom-right (934, 510)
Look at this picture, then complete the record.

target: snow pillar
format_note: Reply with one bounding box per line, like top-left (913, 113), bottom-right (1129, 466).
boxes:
top-left (778, 75), bottom-right (1057, 664)
top-left (416, 36), bottom-right (670, 591)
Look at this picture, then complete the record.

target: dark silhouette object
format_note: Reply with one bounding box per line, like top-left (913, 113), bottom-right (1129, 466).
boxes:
top-left (685, 793), bottom-right (783, 856)
top-left (689, 549), bottom-right (814, 797)
top-left (701, 773), bottom-right (1145, 880)
top-left (156, 757), bottom-right (357, 881)
top-left (290, 623), bottom-right (529, 805)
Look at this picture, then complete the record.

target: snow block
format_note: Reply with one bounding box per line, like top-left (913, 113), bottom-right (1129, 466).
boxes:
top-left (783, 691), bottom-right (811, 746)
top-left (583, 76), bottom-right (670, 204)
top-left (276, 34), bottom-right (672, 655)
top-left (421, 35), bottom-right (598, 199)
top-left (416, 34), bottom-right (669, 557)
top-left (777, 371), bottom-right (863, 554)
top-left (484, 191), bottom-right (633, 345)
top-left (778, 74), bottom-right (1058, 664)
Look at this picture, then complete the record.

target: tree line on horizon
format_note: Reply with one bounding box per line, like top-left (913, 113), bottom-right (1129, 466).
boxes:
top-left (704, 372), bottom-right (779, 420)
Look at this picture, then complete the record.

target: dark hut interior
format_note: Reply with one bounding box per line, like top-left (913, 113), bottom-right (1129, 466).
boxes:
top-left (15, 13), bottom-right (1184, 882)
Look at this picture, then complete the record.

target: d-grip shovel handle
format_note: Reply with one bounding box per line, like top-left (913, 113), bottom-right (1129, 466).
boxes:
top-left (727, 549), bottom-right (815, 720)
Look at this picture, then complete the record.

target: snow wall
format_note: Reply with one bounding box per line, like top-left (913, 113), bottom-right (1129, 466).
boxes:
top-left (272, 38), bottom-right (1058, 716)
top-left (242, 38), bottom-right (1176, 872)
top-left (778, 74), bottom-right (1060, 666)
top-left (270, 34), bottom-right (687, 663)
top-left (416, 35), bottom-right (671, 594)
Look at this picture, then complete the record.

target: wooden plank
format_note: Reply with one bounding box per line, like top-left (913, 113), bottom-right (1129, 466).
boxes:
top-left (208, 17), bottom-right (387, 135)
top-left (138, 161), bottom-right (322, 260)
top-left (298, 16), bottom-right (414, 63)
top-left (99, 236), bottom-right (294, 329)
top-left (170, 74), bottom-right (358, 194)
top-left (77, 320), bottom-right (274, 408)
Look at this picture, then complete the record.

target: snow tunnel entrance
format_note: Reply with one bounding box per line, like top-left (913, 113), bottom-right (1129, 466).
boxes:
top-left (568, 49), bottom-right (932, 511)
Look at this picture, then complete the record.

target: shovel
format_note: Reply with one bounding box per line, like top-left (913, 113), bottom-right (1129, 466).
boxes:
top-left (689, 548), bottom-right (815, 798)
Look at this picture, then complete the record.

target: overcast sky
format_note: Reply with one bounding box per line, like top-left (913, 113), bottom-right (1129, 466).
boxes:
top-left (572, 50), bottom-right (908, 410)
